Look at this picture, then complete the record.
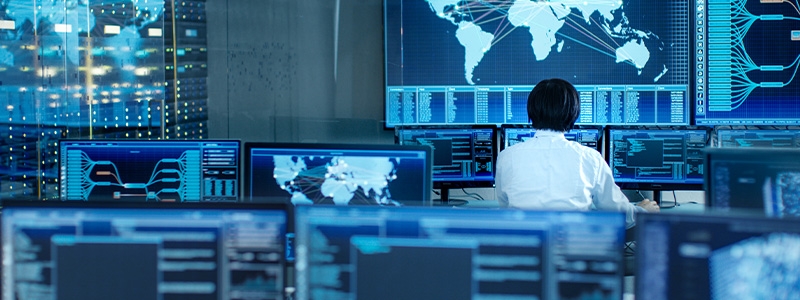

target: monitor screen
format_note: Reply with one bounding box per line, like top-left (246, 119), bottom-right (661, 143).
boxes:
top-left (244, 143), bottom-right (432, 206)
top-left (294, 206), bottom-right (626, 300)
top-left (705, 148), bottom-right (800, 218)
top-left (716, 129), bottom-right (800, 148)
top-left (396, 127), bottom-right (495, 188)
top-left (384, 0), bottom-right (692, 127)
top-left (607, 129), bottom-right (707, 189)
top-left (502, 127), bottom-right (601, 151)
top-left (59, 140), bottom-right (241, 202)
top-left (694, 0), bottom-right (800, 125)
top-left (636, 212), bottom-right (800, 300)
top-left (1, 202), bottom-right (287, 300)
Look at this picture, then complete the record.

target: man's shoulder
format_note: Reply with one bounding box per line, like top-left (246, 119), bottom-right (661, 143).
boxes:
top-left (566, 142), bottom-right (605, 163)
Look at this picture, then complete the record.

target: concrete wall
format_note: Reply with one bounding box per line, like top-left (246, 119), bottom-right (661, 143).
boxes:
top-left (206, 0), bottom-right (392, 144)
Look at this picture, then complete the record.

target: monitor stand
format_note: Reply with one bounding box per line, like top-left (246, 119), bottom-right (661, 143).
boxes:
top-left (433, 188), bottom-right (468, 206)
top-left (653, 190), bottom-right (678, 208)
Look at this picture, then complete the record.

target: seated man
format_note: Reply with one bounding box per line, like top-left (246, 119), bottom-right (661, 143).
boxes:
top-left (495, 78), bottom-right (658, 229)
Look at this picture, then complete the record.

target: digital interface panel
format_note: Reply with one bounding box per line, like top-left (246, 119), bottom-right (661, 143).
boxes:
top-left (694, 0), bottom-right (800, 125)
top-left (502, 128), bottom-right (601, 151)
top-left (1, 203), bottom-right (287, 300)
top-left (608, 129), bottom-right (706, 186)
top-left (295, 206), bottom-right (626, 300)
top-left (716, 129), bottom-right (800, 148)
top-left (245, 143), bottom-right (431, 206)
top-left (59, 140), bottom-right (240, 202)
top-left (396, 128), bottom-right (494, 186)
top-left (384, 0), bottom-right (691, 127)
top-left (706, 148), bottom-right (800, 218)
top-left (636, 213), bottom-right (800, 300)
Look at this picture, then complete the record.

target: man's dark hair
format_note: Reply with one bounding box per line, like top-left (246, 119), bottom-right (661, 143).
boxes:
top-left (527, 78), bottom-right (580, 132)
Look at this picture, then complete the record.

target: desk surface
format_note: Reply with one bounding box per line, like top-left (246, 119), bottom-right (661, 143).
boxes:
top-left (452, 198), bottom-right (707, 213)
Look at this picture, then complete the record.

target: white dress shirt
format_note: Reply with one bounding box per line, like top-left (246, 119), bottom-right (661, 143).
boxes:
top-left (495, 130), bottom-right (643, 228)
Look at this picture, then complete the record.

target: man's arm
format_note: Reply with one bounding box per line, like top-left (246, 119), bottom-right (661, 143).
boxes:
top-left (592, 159), bottom-right (658, 228)
top-left (495, 152), bottom-right (509, 207)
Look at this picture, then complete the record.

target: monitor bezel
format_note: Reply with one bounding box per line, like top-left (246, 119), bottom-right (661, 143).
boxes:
top-left (713, 128), bottom-right (800, 148)
top-left (384, 1), bottom-right (696, 129)
top-left (703, 147), bottom-right (800, 210)
top-left (634, 211), bottom-right (798, 300)
top-left (56, 139), bottom-right (242, 202)
top-left (604, 127), bottom-right (710, 191)
top-left (393, 125), bottom-right (497, 190)
top-left (0, 200), bottom-right (292, 296)
top-left (243, 142), bottom-right (433, 205)
top-left (295, 205), bottom-right (627, 299)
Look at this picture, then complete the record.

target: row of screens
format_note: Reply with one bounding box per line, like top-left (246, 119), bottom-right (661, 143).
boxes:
top-left (384, 0), bottom-right (800, 126)
top-left (395, 127), bottom-right (800, 190)
top-left (58, 130), bottom-right (800, 206)
top-left (59, 140), bottom-right (432, 205)
top-left (3, 202), bottom-right (799, 300)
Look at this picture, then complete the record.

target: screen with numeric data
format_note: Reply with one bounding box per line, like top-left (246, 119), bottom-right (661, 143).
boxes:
top-left (694, 0), bottom-right (800, 125)
top-left (705, 148), bottom-right (800, 218)
top-left (608, 129), bottom-right (707, 188)
top-left (502, 127), bottom-right (601, 151)
top-left (244, 143), bottom-right (432, 206)
top-left (636, 212), bottom-right (800, 300)
top-left (295, 206), bottom-right (626, 300)
top-left (59, 140), bottom-right (240, 202)
top-left (1, 202), bottom-right (287, 300)
top-left (396, 128), bottom-right (495, 187)
top-left (716, 129), bottom-right (800, 148)
top-left (384, 0), bottom-right (692, 127)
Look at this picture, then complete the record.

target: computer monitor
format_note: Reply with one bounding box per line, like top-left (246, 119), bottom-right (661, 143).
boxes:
top-left (243, 143), bottom-right (432, 206)
top-left (395, 127), bottom-right (495, 204)
top-left (607, 129), bottom-right (707, 199)
top-left (705, 148), bottom-right (800, 218)
top-left (59, 140), bottom-right (241, 202)
top-left (501, 127), bottom-right (602, 151)
top-left (295, 206), bottom-right (626, 300)
top-left (694, 0), bottom-right (800, 125)
top-left (1, 201), bottom-right (288, 300)
top-left (635, 212), bottom-right (800, 300)
top-left (384, 0), bottom-right (692, 127)
top-left (716, 129), bottom-right (800, 148)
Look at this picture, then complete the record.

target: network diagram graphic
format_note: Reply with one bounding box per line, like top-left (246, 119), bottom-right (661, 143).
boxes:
top-left (60, 141), bottom-right (240, 202)
top-left (699, 0), bottom-right (800, 123)
top-left (63, 149), bottom-right (202, 202)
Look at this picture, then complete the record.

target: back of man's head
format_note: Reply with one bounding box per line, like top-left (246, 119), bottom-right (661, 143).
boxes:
top-left (527, 78), bottom-right (579, 132)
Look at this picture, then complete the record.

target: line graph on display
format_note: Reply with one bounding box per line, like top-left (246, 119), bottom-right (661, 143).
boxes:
top-left (708, 0), bottom-right (800, 112)
top-left (63, 149), bottom-right (201, 201)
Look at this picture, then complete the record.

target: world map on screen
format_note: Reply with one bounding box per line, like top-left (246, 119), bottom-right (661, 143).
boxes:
top-left (425, 0), bottom-right (668, 85)
top-left (272, 156), bottom-right (402, 206)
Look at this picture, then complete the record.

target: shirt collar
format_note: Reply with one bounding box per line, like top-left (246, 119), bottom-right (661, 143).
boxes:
top-left (533, 129), bottom-right (566, 138)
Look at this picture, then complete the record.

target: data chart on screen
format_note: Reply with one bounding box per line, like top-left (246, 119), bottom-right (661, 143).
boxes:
top-left (396, 127), bottom-right (495, 186)
top-left (716, 129), bottom-right (800, 148)
top-left (59, 140), bottom-right (240, 202)
top-left (695, 0), bottom-right (800, 124)
top-left (608, 129), bottom-right (707, 187)
top-left (502, 127), bottom-right (601, 151)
